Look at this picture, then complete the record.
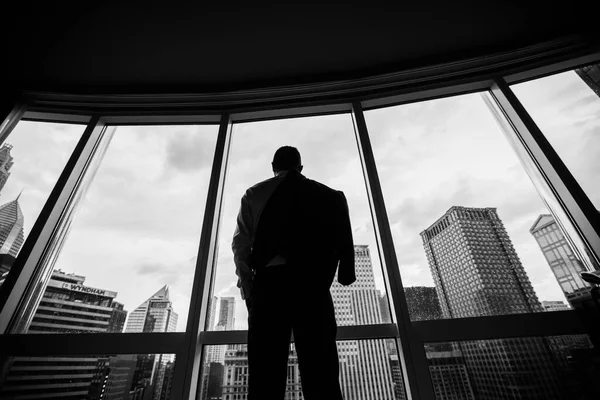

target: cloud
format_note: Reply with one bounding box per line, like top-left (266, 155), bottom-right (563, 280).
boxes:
top-left (165, 127), bottom-right (216, 172)
top-left (137, 262), bottom-right (164, 274)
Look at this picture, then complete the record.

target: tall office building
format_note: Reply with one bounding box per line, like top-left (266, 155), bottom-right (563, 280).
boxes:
top-left (124, 285), bottom-right (178, 400)
top-left (206, 297), bottom-right (236, 366)
top-left (201, 296), bottom-right (234, 400)
top-left (0, 143), bottom-right (14, 194)
top-left (330, 245), bottom-right (398, 400)
top-left (200, 296), bottom-right (220, 399)
top-left (530, 214), bottom-right (590, 303)
top-left (0, 270), bottom-right (126, 399)
top-left (0, 195), bottom-right (24, 258)
top-left (576, 64), bottom-right (600, 97)
top-left (0, 253), bottom-right (16, 290)
top-left (125, 285), bottom-right (178, 333)
top-left (108, 301), bottom-right (127, 333)
top-left (217, 297), bottom-right (235, 330)
top-left (421, 206), bottom-right (563, 399)
top-left (404, 286), bottom-right (442, 321)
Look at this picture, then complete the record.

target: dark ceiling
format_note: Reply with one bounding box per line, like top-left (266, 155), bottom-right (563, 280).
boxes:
top-left (3, 2), bottom-right (599, 95)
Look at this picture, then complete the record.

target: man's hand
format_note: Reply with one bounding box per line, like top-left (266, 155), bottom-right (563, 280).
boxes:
top-left (239, 279), bottom-right (253, 301)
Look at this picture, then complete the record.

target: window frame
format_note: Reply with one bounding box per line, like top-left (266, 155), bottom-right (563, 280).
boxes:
top-left (0, 49), bottom-right (597, 400)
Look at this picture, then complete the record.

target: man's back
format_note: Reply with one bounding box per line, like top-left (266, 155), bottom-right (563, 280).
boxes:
top-left (251, 170), bottom-right (354, 288)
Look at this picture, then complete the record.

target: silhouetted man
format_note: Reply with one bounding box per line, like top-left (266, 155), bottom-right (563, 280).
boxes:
top-left (232, 146), bottom-right (355, 399)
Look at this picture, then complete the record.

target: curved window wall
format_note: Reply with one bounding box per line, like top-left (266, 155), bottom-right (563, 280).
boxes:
top-left (0, 55), bottom-right (598, 400)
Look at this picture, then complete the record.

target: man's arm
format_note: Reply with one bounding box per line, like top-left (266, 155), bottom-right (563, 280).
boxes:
top-left (335, 191), bottom-right (356, 286)
top-left (232, 191), bottom-right (254, 300)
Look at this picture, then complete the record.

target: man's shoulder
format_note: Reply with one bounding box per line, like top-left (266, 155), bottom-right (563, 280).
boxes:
top-left (245, 175), bottom-right (283, 197)
top-left (304, 178), bottom-right (345, 198)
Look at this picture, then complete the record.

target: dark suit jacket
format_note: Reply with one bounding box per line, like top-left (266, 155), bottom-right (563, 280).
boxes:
top-left (250, 170), bottom-right (355, 288)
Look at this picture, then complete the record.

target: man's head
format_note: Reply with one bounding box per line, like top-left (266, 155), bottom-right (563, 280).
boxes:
top-left (272, 146), bottom-right (303, 174)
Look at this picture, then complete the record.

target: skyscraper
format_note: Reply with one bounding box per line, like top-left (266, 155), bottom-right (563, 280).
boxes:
top-left (421, 206), bottom-right (563, 399)
top-left (202, 296), bottom-right (236, 399)
top-left (0, 270), bottom-right (126, 399)
top-left (125, 285), bottom-right (178, 334)
top-left (217, 297), bottom-right (235, 330)
top-left (403, 286), bottom-right (442, 321)
top-left (108, 301), bottom-right (128, 333)
top-left (0, 195), bottom-right (24, 258)
top-left (530, 214), bottom-right (590, 304)
top-left (0, 143), bottom-right (14, 194)
top-left (421, 206), bottom-right (541, 318)
top-left (124, 285), bottom-right (178, 400)
top-left (330, 245), bottom-right (397, 400)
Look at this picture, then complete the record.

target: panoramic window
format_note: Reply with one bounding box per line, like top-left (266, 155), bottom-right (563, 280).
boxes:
top-left (512, 63), bottom-right (600, 210)
top-left (0, 121), bottom-right (84, 289)
top-left (16, 124), bottom-right (218, 334)
top-left (365, 93), bottom-right (580, 320)
top-left (209, 114), bottom-right (392, 331)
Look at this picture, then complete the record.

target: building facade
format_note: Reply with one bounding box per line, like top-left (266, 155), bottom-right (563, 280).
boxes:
top-left (124, 285), bottom-right (178, 400)
top-left (220, 347), bottom-right (303, 400)
top-left (404, 286), bottom-right (442, 321)
top-left (0, 196), bottom-right (24, 258)
top-left (330, 245), bottom-right (398, 400)
top-left (217, 297), bottom-right (235, 330)
top-left (0, 143), bottom-right (14, 195)
top-left (421, 206), bottom-right (563, 399)
top-left (530, 214), bottom-right (590, 304)
top-left (0, 270), bottom-right (125, 399)
top-left (426, 345), bottom-right (475, 400)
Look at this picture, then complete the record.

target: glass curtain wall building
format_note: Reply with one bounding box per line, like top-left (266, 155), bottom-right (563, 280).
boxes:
top-left (0, 46), bottom-right (599, 400)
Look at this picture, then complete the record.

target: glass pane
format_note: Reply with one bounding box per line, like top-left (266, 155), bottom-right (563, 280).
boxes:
top-left (0, 121), bottom-right (84, 289)
top-left (365, 93), bottom-right (582, 320)
top-left (425, 335), bottom-right (599, 399)
top-left (512, 64), bottom-right (600, 210)
top-left (200, 339), bottom-right (405, 399)
top-left (16, 125), bottom-right (218, 333)
top-left (0, 353), bottom-right (176, 399)
top-left (211, 114), bottom-right (391, 330)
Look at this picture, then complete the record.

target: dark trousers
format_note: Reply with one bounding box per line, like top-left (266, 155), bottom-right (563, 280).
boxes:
top-left (246, 267), bottom-right (343, 400)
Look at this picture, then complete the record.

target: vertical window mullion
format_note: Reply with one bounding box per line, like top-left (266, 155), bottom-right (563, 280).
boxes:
top-left (172, 113), bottom-right (232, 400)
top-left (351, 102), bottom-right (435, 400)
top-left (487, 79), bottom-right (600, 267)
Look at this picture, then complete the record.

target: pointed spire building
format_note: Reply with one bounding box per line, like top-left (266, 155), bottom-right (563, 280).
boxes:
top-left (0, 196), bottom-right (25, 258)
top-left (124, 286), bottom-right (178, 400)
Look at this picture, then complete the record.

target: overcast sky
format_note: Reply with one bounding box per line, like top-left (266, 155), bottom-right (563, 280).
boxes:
top-left (3, 69), bottom-right (598, 332)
